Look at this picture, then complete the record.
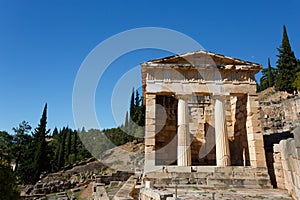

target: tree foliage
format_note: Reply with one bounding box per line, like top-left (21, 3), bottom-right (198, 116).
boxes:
top-left (258, 58), bottom-right (277, 91)
top-left (124, 88), bottom-right (145, 138)
top-left (32, 103), bottom-right (50, 182)
top-left (0, 161), bottom-right (19, 200)
top-left (275, 25), bottom-right (299, 93)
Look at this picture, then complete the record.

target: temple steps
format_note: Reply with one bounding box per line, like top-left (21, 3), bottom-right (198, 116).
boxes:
top-left (144, 166), bottom-right (272, 189)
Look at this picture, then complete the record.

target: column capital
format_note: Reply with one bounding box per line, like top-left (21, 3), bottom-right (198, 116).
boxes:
top-left (212, 92), bottom-right (229, 100)
top-left (175, 94), bottom-right (190, 100)
top-left (212, 92), bottom-right (229, 96)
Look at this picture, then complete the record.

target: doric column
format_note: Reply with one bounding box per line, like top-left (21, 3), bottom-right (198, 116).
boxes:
top-left (177, 95), bottom-right (191, 166)
top-left (214, 95), bottom-right (231, 166)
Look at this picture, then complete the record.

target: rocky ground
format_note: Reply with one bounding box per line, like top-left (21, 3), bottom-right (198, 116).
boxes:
top-left (19, 140), bottom-right (144, 199)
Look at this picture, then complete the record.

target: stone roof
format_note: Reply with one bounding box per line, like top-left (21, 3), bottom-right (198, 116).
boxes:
top-left (141, 50), bottom-right (262, 70)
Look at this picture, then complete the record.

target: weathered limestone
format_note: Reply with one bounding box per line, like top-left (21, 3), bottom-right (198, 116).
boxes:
top-left (113, 176), bottom-right (137, 200)
top-left (273, 127), bottom-right (300, 200)
top-left (140, 188), bottom-right (173, 200)
top-left (177, 95), bottom-right (191, 166)
top-left (246, 94), bottom-right (267, 168)
top-left (144, 94), bottom-right (156, 172)
top-left (141, 50), bottom-right (270, 188)
top-left (144, 166), bottom-right (271, 188)
top-left (214, 95), bottom-right (231, 166)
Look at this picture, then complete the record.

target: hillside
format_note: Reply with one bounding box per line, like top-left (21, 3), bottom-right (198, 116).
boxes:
top-left (258, 87), bottom-right (300, 134)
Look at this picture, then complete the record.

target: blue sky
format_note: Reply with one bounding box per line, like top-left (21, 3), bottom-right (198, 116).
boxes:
top-left (0, 0), bottom-right (299, 133)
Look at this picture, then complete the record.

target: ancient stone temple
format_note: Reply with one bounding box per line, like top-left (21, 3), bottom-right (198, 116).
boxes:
top-left (141, 50), bottom-right (271, 187)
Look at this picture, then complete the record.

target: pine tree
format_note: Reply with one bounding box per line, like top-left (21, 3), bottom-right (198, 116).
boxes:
top-left (0, 161), bottom-right (20, 199)
top-left (275, 25), bottom-right (298, 93)
top-left (12, 121), bottom-right (31, 172)
top-left (0, 131), bottom-right (13, 162)
top-left (32, 104), bottom-right (50, 182)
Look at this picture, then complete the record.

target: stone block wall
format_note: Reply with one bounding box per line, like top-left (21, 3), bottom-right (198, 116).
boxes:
top-left (155, 95), bottom-right (178, 165)
top-left (273, 135), bottom-right (300, 200)
top-left (229, 95), bottom-right (250, 166)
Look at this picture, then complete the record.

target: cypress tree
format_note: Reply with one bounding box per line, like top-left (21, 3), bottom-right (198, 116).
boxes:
top-left (125, 111), bottom-right (129, 128)
top-left (267, 58), bottom-right (275, 87)
top-left (275, 25), bottom-right (298, 93)
top-left (129, 88), bottom-right (135, 121)
top-left (32, 103), bottom-right (50, 182)
top-left (135, 90), bottom-right (140, 108)
top-left (65, 128), bottom-right (72, 163)
top-left (73, 130), bottom-right (78, 161)
top-left (58, 128), bottom-right (66, 168)
top-left (52, 127), bottom-right (60, 171)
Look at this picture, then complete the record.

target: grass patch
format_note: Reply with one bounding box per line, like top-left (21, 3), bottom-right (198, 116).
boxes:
top-left (114, 159), bottom-right (124, 165)
top-left (192, 186), bottom-right (199, 190)
top-left (254, 195), bottom-right (266, 199)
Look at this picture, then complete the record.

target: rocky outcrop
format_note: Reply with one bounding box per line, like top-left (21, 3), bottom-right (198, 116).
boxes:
top-left (260, 92), bottom-right (300, 134)
top-left (26, 159), bottom-right (106, 196)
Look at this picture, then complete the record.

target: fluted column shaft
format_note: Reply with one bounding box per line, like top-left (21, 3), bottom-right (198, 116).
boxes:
top-left (177, 95), bottom-right (191, 166)
top-left (214, 95), bottom-right (231, 166)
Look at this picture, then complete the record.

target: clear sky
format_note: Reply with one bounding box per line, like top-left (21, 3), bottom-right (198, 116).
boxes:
top-left (0, 0), bottom-right (299, 133)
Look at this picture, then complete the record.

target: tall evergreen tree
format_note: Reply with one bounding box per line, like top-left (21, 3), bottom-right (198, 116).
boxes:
top-left (58, 128), bottom-right (66, 168)
top-left (275, 25), bottom-right (298, 93)
top-left (51, 127), bottom-right (60, 171)
top-left (135, 90), bottom-right (140, 108)
top-left (65, 128), bottom-right (72, 163)
top-left (73, 130), bottom-right (78, 161)
top-left (129, 88), bottom-right (135, 121)
top-left (125, 111), bottom-right (129, 128)
top-left (32, 103), bottom-right (50, 182)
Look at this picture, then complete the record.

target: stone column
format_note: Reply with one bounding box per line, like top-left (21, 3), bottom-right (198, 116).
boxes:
top-left (177, 95), bottom-right (191, 166)
top-left (214, 95), bottom-right (231, 166)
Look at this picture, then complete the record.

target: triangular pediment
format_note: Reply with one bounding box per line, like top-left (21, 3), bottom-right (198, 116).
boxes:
top-left (144, 50), bottom-right (261, 68)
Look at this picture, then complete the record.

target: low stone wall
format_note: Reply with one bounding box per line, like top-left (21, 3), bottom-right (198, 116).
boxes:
top-left (113, 176), bottom-right (137, 200)
top-left (273, 130), bottom-right (300, 200)
top-left (140, 188), bottom-right (173, 200)
top-left (96, 171), bottom-right (134, 185)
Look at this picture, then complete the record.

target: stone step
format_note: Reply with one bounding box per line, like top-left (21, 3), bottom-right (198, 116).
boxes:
top-left (146, 167), bottom-right (272, 189)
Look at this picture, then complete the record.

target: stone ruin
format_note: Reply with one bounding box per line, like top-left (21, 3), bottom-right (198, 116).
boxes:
top-left (141, 50), bottom-right (271, 188)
